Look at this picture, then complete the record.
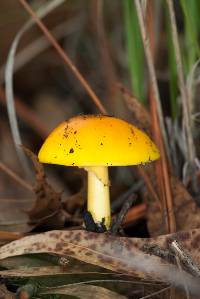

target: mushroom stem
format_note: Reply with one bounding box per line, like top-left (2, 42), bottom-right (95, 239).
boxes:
top-left (87, 166), bottom-right (110, 229)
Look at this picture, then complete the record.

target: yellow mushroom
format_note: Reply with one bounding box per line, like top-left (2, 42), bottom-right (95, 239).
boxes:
top-left (38, 115), bottom-right (160, 230)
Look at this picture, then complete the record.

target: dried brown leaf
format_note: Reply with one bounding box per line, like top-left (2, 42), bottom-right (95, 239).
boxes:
top-left (41, 284), bottom-right (127, 299)
top-left (118, 84), bottom-right (151, 133)
top-left (0, 266), bottom-right (65, 277)
top-left (0, 267), bottom-right (115, 278)
top-left (24, 148), bottom-right (66, 229)
top-left (148, 178), bottom-right (200, 235)
top-left (0, 229), bottom-right (200, 295)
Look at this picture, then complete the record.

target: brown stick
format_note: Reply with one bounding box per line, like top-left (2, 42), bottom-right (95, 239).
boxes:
top-left (134, 0), bottom-right (168, 156)
top-left (146, 0), bottom-right (176, 233)
top-left (18, 0), bottom-right (107, 115)
top-left (123, 203), bottom-right (146, 226)
top-left (0, 161), bottom-right (32, 191)
top-left (0, 231), bottom-right (23, 242)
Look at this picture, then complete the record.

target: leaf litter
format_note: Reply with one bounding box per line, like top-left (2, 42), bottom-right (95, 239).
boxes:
top-left (1, 147), bottom-right (199, 297)
top-left (1, 229), bottom-right (200, 295)
top-left (40, 284), bottom-right (127, 299)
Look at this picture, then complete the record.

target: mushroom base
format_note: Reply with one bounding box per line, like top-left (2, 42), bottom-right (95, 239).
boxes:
top-left (87, 166), bottom-right (110, 229)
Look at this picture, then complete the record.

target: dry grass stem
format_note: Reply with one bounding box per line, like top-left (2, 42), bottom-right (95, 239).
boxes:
top-left (136, 0), bottom-right (176, 233)
top-left (0, 161), bottom-right (33, 191)
top-left (134, 0), bottom-right (168, 156)
top-left (5, 0), bottom-right (65, 179)
top-left (166, 0), bottom-right (195, 163)
top-left (0, 17), bottom-right (84, 81)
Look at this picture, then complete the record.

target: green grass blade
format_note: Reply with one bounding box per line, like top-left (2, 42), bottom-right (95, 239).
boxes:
top-left (180, 0), bottom-right (200, 72)
top-left (123, 0), bottom-right (145, 103)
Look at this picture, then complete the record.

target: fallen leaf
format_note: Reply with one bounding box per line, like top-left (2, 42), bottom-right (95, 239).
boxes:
top-left (148, 178), bottom-right (200, 235)
top-left (40, 284), bottom-right (127, 299)
top-left (0, 229), bottom-right (200, 295)
top-left (24, 148), bottom-right (66, 229)
top-left (0, 267), bottom-right (117, 278)
top-left (0, 254), bottom-right (104, 274)
top-left (0, 266), bottom-right (67, 277)
top-left (118, 84), bottom-right (151, 133)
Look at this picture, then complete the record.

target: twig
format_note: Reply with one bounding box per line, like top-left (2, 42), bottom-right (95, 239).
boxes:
top-left (123, 203), bottom-right (146, 226)
top-left (151, 100), bottom-right (176, 233)
top-left (19, 0), bottom-right (107, 115)
top-left (142, 243), bottom-right (174, 262)
top-left (170, 240), bottom-right (200, 278)
top-left (171, 243), bottom-right (190, 299)
top-left (110, 194), bottom-right (137, 234)
top-left (0, 16), bottom-right (84, 80)
top-left (111, 181), bottom-right (143, 211)
top-left (0, 161), bottom-right (33, 192)
top-left (137, 167), bottom-right (160, 206)
top-left (145, 0), bottom-right (176, 233)
top-left (0, 231), bottom-right (23, 242)
top-left (166, 0), bottom-right (195, 163)
top-left (118, 82), bottom-right (175, 232)
top-left (134, 0), bottom-right (169, 157)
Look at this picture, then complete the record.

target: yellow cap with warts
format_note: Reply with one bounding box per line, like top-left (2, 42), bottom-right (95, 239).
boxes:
top-left (38, 115), bottom-right (160, 166)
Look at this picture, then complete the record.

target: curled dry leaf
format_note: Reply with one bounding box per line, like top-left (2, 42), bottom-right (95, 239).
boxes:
top-left (24, 148), bottom-right (83, 229)
top-left (24, 148), bottom-right (66, 229)
top-left (0, 229), bottom-right (200, 295)
top-left (40, 284), bottom-right (127, 299)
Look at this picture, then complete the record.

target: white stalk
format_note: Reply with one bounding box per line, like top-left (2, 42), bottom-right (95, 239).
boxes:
top-left (87, 166), bottom-right (110, 229)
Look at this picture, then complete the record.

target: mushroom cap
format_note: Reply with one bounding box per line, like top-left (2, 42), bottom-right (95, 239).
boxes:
top-left (38, 115), bottom-right (160, 167)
